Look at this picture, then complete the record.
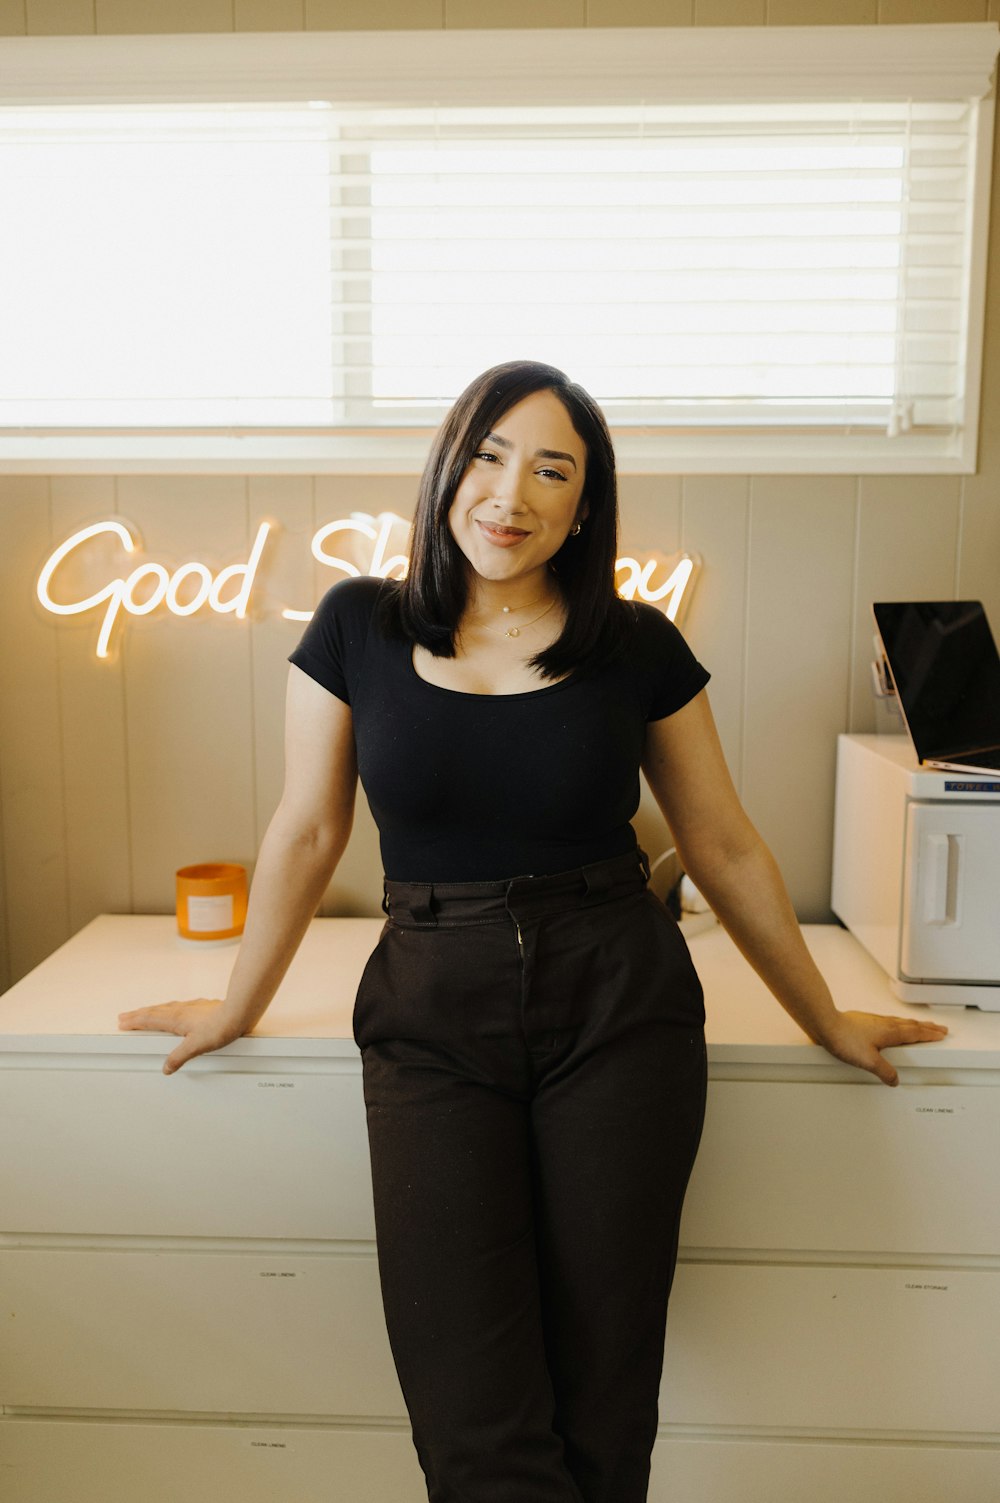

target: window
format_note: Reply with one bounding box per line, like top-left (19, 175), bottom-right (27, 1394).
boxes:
top-left (358, 101), bottom-right (977, 443)
top-left (0, 24), bottom-right (997, 473)
top-left (0, 107), bottom-right (334, 427)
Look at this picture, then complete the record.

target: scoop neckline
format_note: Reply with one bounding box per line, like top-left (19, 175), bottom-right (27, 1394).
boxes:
top-left (408, 645), bottom-right (580, 701)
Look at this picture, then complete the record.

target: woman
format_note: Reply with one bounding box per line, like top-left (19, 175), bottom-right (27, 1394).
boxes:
top-left (119, 359), bottom-right (947, 1503)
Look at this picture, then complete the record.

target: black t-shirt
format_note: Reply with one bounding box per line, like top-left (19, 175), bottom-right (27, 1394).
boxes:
top-left (289, 576), bottom-right (710, 882)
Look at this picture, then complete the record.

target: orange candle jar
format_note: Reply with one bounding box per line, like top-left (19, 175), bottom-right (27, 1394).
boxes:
top-left (175, 863), bottom-right (248, 943)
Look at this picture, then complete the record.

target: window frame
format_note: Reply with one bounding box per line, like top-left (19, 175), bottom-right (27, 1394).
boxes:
top-left (0, 23), bottom-right (997, 476)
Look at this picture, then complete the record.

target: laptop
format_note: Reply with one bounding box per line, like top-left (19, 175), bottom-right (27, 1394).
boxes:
top-left (872, 601), bottom-right (1000, 777)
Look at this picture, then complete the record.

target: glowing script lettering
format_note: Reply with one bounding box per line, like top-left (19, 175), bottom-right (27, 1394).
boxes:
top-left (280, 514), bottom-right (698, 624)
top-left (37, 520), bottom-right (271, 658)
top-left (36, 513), bottom-right (699, 655)
top-left (614, 553), bottom-right (698, 622)
top-left (282, 512), bottom-right (410, 623)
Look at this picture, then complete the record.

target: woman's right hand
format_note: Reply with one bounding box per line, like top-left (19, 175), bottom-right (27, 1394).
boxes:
top-left (117, 998), bottom-right (244, 1076)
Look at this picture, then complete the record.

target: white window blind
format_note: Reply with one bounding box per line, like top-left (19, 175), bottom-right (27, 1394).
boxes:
top-left (0, 99), bottom-right (981, 439)
top-left (354, 102), bottom-right (975, 437)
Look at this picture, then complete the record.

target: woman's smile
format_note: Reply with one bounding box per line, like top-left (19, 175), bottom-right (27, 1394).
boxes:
top-left (475, 519), bottom-right (532, 547)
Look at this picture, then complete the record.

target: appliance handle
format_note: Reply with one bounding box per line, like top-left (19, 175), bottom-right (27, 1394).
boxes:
top-left (922, 832), bottom-right (961, 926)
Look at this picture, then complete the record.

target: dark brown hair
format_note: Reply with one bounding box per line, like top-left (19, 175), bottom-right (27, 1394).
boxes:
top-left (385, 359), bottom-right (631, 679)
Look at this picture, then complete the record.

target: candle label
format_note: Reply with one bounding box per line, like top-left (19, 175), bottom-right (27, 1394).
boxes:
top-left (186, 894), bottom-right (234, 932)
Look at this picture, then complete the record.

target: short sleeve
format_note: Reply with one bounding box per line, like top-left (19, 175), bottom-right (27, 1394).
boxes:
top-left (287, 575), bottom-right (382, 705)
top-left (631, 603), bottom-right (711, 721)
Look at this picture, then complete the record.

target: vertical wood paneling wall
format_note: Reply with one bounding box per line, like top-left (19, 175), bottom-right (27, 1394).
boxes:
top-left (2, 0), bottom-right (999, 993)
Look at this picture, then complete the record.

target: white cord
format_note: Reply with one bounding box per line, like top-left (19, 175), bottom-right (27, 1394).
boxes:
top-left (648, 845), bottom-right (676, 876)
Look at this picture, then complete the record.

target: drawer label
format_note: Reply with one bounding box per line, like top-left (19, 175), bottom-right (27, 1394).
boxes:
top-left (257, 1080), bottom-right (295, 1089)
top-left (904, 1282), bottom-right (949, 1291)
top-left (259, 1271), bottom-right (298, 1278)
top-left (250, 1442), bottom-right (288, 1449)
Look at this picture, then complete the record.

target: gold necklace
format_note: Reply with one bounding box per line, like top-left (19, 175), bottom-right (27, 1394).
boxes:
top-left (480, 597), bottom-right (559, 640)
top-left (496, 590), bottom-right (549, 615)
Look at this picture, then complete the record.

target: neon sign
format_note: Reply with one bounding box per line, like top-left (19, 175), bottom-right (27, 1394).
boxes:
top-left (36, 513), bottom-right (699, 658)
top-left (37, 519), bottom-right (272, 659)
top-left (282, 512), bottom-right (411, 622)
top-left (614, 552), bottom-right (696, 617)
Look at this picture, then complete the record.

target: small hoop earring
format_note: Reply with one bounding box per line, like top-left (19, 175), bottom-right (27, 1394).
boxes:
top-left (570, 522), bottom-right (582, 536)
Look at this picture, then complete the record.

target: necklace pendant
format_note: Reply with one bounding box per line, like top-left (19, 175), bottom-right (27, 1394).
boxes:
top-left (506, 626), bottom-right (520, 638)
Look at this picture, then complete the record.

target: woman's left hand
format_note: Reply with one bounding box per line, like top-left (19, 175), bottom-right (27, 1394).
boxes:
top-left (813, 1010), bottom-right (949, 1086)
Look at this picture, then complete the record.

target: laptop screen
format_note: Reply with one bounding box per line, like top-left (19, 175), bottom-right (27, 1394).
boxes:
top-left (873, 601), bottom-right (1000, 761)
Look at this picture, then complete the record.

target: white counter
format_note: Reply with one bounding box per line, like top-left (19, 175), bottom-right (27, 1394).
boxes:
top-left (1, 916), bottom-right (998, 1503)
top-left (0, 912), bottom-right (991, 1070)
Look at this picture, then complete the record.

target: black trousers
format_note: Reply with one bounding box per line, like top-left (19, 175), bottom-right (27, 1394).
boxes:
top-left (353, 850), bottom-right (708, 1503)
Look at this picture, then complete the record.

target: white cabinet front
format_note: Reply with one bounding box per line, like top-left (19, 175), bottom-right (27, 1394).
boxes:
top-left (2, 1420), bottom-right (997, 1503)
top-left (0, 1064), bottom-right (374, 1241)
top-left (681, 1081), bottom-right (1000, 1256)
top-left (661, 1262), bottom-right (1000, 1435)
top-left (901, 802), bottom-right (1000, 982)
top-left (0, 1420), bottom-right (427, 1503)
top-left (0, 1249), bottom-right (403, 1417)
top-left (649, 1433), bottom-right (1000, 1503)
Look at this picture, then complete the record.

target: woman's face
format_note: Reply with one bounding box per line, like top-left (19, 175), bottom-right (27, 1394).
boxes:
top-left (447, 388), bottom-right (588, 593)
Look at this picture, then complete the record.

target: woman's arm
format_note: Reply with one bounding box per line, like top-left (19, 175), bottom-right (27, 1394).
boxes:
top-left (641, 689), bottom-right (948, 1086)
top-left (118, 667), bottom-right (358, 1074)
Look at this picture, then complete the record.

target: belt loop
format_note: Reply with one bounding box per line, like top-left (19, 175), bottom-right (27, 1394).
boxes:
top-left (382, 880), bottom-right (438, 925)
top-left (380, 877), bottom-right (436, 919)
top-left (405, 884), bottom-right (437, 926)
top-left (582, 849), bottom-right (649, 902)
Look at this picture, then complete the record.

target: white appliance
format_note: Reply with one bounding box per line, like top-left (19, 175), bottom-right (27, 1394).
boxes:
top-left (832, 734), bottom-right (1000, 1009)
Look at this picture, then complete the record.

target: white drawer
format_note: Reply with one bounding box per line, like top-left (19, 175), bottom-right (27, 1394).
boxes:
top-left (7, 1248), bottom-right (996, 1439)
top-left (650, 1433), bottom-right (1000, 1503)
top-left (0, 1418), bottom-right (426, 1503)
top-left (681, 1081), bottom-right (1000, 1255)
top-left (0, 1249), bottom-right (404, 1417)
top-left (662, 1261), bottom-right (1000, 1436)
top-left (2, 1417), bottom-right (996, 1503)
top-left (0, 1064), bottom-right (374, 1240)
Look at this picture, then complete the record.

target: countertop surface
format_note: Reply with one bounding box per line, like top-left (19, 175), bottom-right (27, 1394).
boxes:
top-left (0, 914), bottom-right (995, 1070)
